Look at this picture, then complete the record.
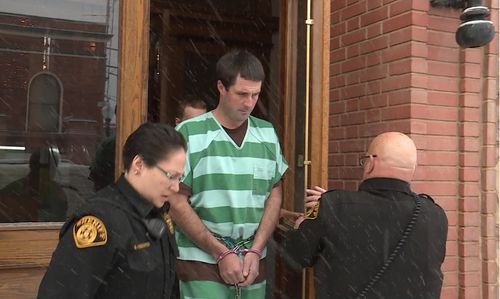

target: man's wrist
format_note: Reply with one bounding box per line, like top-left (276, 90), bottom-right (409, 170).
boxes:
top-left (216, 249), bottom-right (237, 264)
top-left (211, 243), bottom-right (229, 260)
top-left (242, 248), bottom-right (262, 258)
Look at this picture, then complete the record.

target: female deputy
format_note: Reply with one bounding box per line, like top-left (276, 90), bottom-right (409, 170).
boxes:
top-left (37, 122), bottom-right (185, 299)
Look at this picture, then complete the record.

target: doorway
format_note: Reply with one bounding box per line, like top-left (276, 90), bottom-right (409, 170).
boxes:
top-left (149, 0), bottom-right (282, 127)
top-left (148, 0), bottom-right (304, 297)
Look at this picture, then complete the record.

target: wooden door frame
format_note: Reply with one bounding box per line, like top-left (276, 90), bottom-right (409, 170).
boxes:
top-left (126, 0), bottom-right (330, 210)
top-left (280, 1), bottom-right (329, 298)
top-left (115, 0), bottom-right (150, 176)
top-left (306, 3), bottom-right (330, 298)
top-left (310, 0), bottom-right (329, 189)
top-left (281, 0), bottom-right (329, 211)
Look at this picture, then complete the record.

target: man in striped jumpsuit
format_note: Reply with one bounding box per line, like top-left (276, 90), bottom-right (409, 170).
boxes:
top-left (170, 50), bottom-right (288, 299)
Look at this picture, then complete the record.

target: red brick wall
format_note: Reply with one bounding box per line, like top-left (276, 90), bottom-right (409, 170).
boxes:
top-left (329, 0), bottom-right (498, 298)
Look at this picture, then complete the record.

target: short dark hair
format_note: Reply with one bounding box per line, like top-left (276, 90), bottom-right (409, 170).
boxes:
top-left (216, 50), bottom-right (265, 89)
top-left (122, 122), bottom-right (186, 171)
top-left (175, 95), bottom-right (207, 119)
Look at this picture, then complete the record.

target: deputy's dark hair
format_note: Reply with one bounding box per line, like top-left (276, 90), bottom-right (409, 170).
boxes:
top-left (216, 50), bottom-right (265, 89)
top-left (175, 95), bottom-right (207, 119)
top-left (122, 122), bottom-right (186, 171)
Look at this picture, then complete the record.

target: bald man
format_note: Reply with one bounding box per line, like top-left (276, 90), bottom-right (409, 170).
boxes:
top-left (283, 132), bottom-right (448, 299)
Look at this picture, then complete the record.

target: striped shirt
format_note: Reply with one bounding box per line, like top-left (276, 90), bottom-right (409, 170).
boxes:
top-left (175, 112), bottom-right (288, 263)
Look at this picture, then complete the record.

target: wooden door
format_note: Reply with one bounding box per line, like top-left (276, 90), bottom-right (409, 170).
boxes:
top-left (148, 1), bottom-right (329, 298)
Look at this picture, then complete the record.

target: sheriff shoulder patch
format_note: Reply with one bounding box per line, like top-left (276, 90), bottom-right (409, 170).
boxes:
top-left (304, 202), bottom-right (320, 220)
top-left (73, 215), bottom-right (108, 248)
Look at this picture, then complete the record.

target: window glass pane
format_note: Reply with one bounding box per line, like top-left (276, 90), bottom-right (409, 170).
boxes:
top-left (28, 73), bottom-right (61, 132)
top-left (0, 0), bottom-right (120, 223)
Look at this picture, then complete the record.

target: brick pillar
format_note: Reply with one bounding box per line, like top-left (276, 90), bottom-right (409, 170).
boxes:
top-left (480, 2), bottom-right (499, 298)
top-left (415, 4), bottom-right (461, 298)
top-left (458, 48), bottom-right (483, 299)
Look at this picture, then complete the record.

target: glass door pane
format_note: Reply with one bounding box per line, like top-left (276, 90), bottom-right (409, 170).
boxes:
top-left (0, 0), bottom-right (121, 223)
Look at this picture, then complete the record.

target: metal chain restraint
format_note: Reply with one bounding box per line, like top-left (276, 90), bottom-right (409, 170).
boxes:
top-left (213, 234), bottom-right (255, 299)
top-left (214, 234), bottom-right (254, 254)
top-left (354, 193), bottom-right (423, 299)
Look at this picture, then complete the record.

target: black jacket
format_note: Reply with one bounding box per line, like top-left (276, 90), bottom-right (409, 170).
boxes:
top-left (37, 176), bottom-right (177, 299)
top-left (283, 178), bottom-right (448, 299)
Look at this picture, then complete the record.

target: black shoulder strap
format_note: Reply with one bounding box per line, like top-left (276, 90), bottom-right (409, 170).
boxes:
top-left (354, 193), bottom-right (423, 299)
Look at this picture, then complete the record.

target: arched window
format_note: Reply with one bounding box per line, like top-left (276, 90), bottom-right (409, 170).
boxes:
top-left (27, 72), bottom-right (62, 132)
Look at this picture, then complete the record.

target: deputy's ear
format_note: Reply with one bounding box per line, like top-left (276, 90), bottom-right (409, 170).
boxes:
top-left (131, 155), bottom-right (144, 172)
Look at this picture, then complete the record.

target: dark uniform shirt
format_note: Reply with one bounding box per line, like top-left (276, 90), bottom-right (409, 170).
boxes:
top-left (37, 176), bottom-right (177, 299)
top-left (283, 178), bottom-right (448, 299)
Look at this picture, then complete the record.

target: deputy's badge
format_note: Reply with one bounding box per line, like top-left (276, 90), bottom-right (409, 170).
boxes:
top-left (162, 213), bottom-right (175, 235)
top-left (304, 202), bottom-right (320, 220)
top-left (73, 215), bottom-right (107, 248)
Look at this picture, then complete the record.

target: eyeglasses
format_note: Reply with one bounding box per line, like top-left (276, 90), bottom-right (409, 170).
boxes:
top-left (359, 154), bottom-right (377, 166)
top-left (154, 165), bottom-right (184, 182)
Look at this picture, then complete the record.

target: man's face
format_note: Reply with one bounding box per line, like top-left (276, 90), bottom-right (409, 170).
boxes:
top-left (217, 74), bottom-right (261, 126)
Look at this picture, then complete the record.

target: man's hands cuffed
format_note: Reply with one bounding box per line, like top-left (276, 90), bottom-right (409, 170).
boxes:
top-left (239, 250), bottom-right (260, 286)
top-left (217, 252), bottom-right (244, 285)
